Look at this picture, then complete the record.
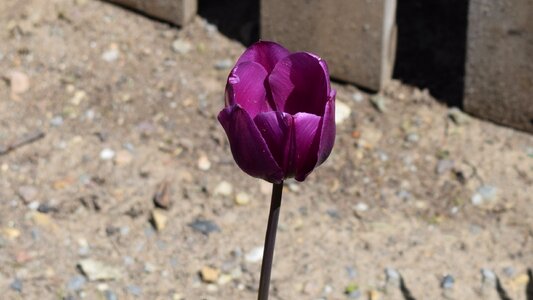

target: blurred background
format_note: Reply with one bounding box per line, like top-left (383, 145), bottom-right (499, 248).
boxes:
top-left (0, 0), bottom-right (532, 299)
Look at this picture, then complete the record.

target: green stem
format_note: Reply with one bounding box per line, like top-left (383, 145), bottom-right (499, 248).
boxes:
top-left (257, 182), bottom-right (284, 300)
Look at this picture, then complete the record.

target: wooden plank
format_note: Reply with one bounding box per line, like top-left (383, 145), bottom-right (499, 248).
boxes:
top-left (261, 0), bottom-right (397, 91)
top-left (464, 0), bottom-right (533, 133)
top-left (105, 0), bottom-right (197, 27)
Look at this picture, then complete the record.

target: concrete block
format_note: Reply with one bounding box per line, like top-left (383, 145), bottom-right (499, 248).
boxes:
top-left (105, 0), bottom-right (197, 27)
top-left (261, 0), bottom-right (397, 91)
top-left (464, 0), bottom-right (533, 133)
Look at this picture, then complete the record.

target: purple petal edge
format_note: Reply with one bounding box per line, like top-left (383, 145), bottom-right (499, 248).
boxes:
top-left (218, 105), bottom-right (284, 183)
top-left (317, 90), bottom-right (336, 166)
top-left (236, 41), bottom-right (291, 74)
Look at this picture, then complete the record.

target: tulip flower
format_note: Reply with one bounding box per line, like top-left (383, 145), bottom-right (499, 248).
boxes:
top-left (218, 41), bottom-right (336, 300)
top-left (218, 41), bottom-right (336, 184)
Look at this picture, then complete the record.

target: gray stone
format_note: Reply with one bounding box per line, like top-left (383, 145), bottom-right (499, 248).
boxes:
top-left (17, 186), bottom-right (38, 203)
top-left (126, 284), bottom-right (142, 296)
top-left (261, 0), bottom-right (397, 91)
top-left (385, 268), bottom-right (400, 283)
top-left (471, 185), bottom-right (498, 205)
top-left (441, 274), bottom-right (454, 289)
top-left (10, 278), bottom-right (22, 292)
top-left (448, 107), bottom-right (468, 125)
top-left (214, 59), bottom-right (232, 70)
top-left (50, 116), bottom-right (64, 127)
top-left (464, 0), bottom-right (533, 133)
top-left (436, 159), bottom-right (454, 175)
top-left (105, 290), bottom-right (118, 300)
top-left (370, 95), bottom-right (387, 113)
top-left (188, 219), bottom-right (220, 235)
top-left (78, 259), bottom-right (122, 281)
top-left (104, 0), bottom-right (197, 27)
top-left (67, 275), bottom-right (86, 291)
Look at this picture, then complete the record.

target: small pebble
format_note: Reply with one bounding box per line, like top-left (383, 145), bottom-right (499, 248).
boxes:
top-left (436, 159), bottom-right (454, 174)
top-left (151, 210), bottom-right (167, 231)
top-left (448, 107), bottom-right (468, 125)
top-left (7, 70), bottom-right (30, 94)
top-left (197, 156), bottom-right (211, 171)
top-left (354, 202), bottom-right (368, 212)
top-left (346, 266), bottom-right (357, 279)
top-left (405, 132), bottom-right (419, 143)
top-left (10, 278), bottom-right (22, 292)
top-left (477, 185), bottom-right (497, 200)
top-left (172, 39), bottom-right (192, 54)
top-left (370, 94), bottom-right (386, 112)
top-left (70, 90), bottom-right (86, 105)
top-left (503, 267), bottom-right (515, 277)
top-left (234, 192), bottom-right (250, 206)
top-left (200, 266), bottom-right (220, 283)
top-left (245, 246), bottom-right (263, 263)
top-left (214, 59), bottom-right (232, 70)
top-left (441, 274), bottom-right (454, 289)
top-left (105, 290), bottom-right (118, 300)
top-left (188, 219), bottom-right (220, 235)
top-left (144, 263), bottom-right (157, 273)
top-left (471, 185), bottom-right (498, 205)
top-left (18, 185), bottom-right (38, 203)
top-left (385, 268), bottom-right (400, 283)
top-left (352, 92), bottom-right (364, 103)
top-left (102, 47), bottom-right (119, 62)
top-left (526, 147), bottom-right (533, 158)
top-left (50, 116), bottom-right (64, 127)
top-left (126, 285), bottom-right (142, 296)
top-left (114, 150), bottom-right (133, 166)
top-left (323, 284), bottom-right (333, 294)
top-left (67, 275), bottom-right (86, 291)
top-left (153, 181), bottom-right (171, 209)
top-left (471, 193), bottom-right (483, 206)
top-left (77, 259), bottom-right (122, 281)
top-left (28, 201), bottom-right (40, 210)
top-left (214, 181), bottom-right (233, 196)
top-left (100, 148), bottom-right (115, 160)
top-left (335, 101), bottom-right (351, 124)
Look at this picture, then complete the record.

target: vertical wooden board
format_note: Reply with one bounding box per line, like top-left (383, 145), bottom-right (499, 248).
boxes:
top-left (261, 0), bottom-right (397, 91)
top-left (464, 0), bottom-right (533, 133)
top-left (105, 0), bottom-right (197, 27)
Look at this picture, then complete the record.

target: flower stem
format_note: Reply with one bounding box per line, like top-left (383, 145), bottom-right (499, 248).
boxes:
top-left (257, 182), bottom-right (284, 300)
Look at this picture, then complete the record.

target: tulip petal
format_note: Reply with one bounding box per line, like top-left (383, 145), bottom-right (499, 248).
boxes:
top-left (236, 41), bottom-right (291, 73)
top-left (317, 91), bottom-right (336, 165)
top-left (226, 61), bottom-right (270, 118)
top-left (253, 111), bottom-right (291, 171)
top-left (292, 113), bottom-right (322, 181)
top-left (218, 105), bottom-right (284, 183)
top-left (307, 52), bottom-right (331, 96)
top-left (269, 52), bottom-right (329, 116)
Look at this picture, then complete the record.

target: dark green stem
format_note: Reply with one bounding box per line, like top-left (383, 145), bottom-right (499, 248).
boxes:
top-left (257, 182), bottom-right (284, 300)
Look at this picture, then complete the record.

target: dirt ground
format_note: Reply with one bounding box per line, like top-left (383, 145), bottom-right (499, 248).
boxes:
top-left (0, 1), bottom-right (532, 299)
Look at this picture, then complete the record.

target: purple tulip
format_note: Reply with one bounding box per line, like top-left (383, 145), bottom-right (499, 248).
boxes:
top-left (218, 41), bottom-right (336, 183)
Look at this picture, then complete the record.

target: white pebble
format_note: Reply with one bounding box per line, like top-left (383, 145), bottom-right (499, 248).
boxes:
top-left (100, 148), bottom-right (115, 160)
top-left (197, 156), bottom-right (211, 171)
top-left (102, 48), bottom-right (119, 62)
top-left (335, 101), bottom-right (351, 124)
top-left (245, 247), bottom-right (264, 263)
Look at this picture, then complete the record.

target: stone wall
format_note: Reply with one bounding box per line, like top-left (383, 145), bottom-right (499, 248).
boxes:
top-left (261, 0), bottom-right (397, 91)
top-left (105, 0), bottom-right (197, 27)
top-left (464, 0), bottom-right (533, 133)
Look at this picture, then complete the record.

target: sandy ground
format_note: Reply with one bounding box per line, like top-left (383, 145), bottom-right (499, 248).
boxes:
top-left (0, 1), bottom-right (532, 299)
